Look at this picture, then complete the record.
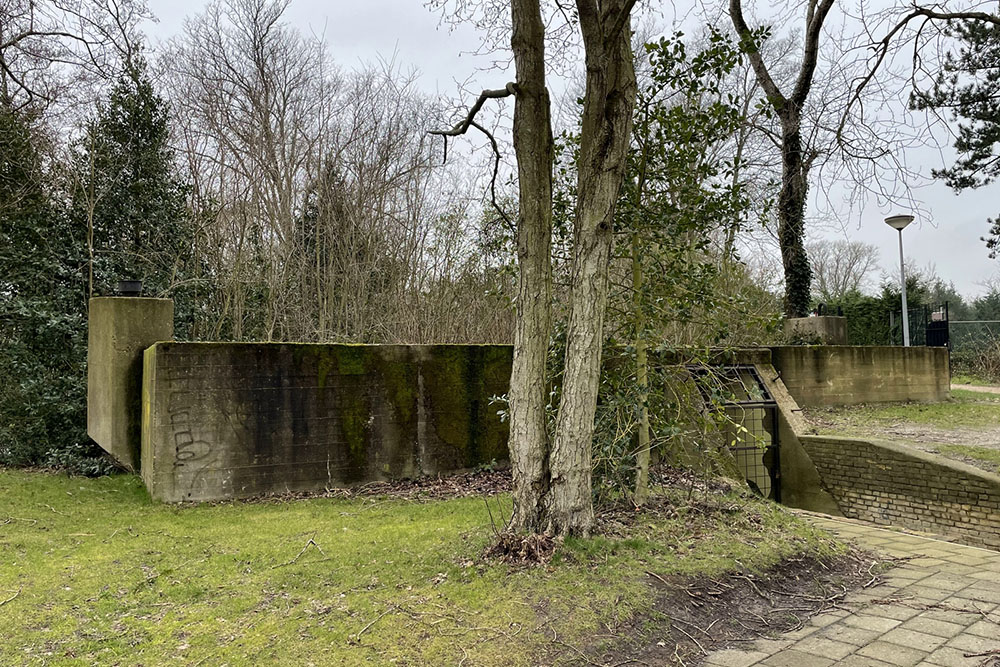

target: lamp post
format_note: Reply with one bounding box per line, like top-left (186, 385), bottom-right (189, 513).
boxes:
top-left (885, 214), bottom-right (915, 346)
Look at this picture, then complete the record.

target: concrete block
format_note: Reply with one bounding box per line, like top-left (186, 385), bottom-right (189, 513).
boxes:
top-left (87, 297), bottom-right (173, 470)
top-left (141, 343), bottom-right (512, 502)
top-left (784, 316), bottom-right (848, 344)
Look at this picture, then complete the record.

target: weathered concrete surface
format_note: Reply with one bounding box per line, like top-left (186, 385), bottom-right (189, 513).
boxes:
top-left (784, 316), bottom-right (848, 344)
top-left (802, 434), bottom-right (1000, 550)
top-left (141, 343), bottom-right (512, 502)
top-left (772, 345), bottom-right (950, 407)
top-left (87, 297), bottom-right (174, 470)
top-left (753, 362), bottom-right (842, 516)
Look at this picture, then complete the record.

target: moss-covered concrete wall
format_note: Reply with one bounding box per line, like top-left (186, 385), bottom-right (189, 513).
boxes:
top-left (802, 435), bottom-right (1000, 549)
top-left (141, 343), bottom-right (512, 502)
top-left (771, 345), bottom-right (949, 407)
top-left (87, 297), bottom-right (174, 470)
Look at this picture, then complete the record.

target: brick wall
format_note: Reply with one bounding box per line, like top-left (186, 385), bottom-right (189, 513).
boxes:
top-left (141, 343), bottom-right (512, 502)
top-left (801, 435), bottom-right (1000, 549)
top-left (772, 346), bottom-right (949, 407)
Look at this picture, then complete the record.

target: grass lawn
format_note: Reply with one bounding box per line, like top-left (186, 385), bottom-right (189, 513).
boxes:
top-left (0, 469), bottom-right (842, 666)
top-left (808, 390), bottom-right (1000, 431)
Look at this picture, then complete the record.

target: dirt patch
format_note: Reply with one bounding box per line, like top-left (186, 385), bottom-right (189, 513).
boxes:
top-left (238, 468), bottom-right (513, 504)
top-left (596, 551), bottom-right (881, 666)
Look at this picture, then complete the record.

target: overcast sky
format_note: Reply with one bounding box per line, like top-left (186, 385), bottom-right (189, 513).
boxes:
top-left (143, 0), bottom-right (1000, 301)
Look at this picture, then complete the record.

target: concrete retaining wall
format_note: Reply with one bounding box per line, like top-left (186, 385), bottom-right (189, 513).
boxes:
top-left (801, 435), bottom-right (1000, 549)
top-left (141, 343), bottom-right (512, 502)
top-left (771, 346), bottom-right (949, 407)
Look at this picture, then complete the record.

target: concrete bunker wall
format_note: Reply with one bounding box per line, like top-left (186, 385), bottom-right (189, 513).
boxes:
top-left (801, 435), bottom-right (1000, 550)
top-left (87, 297), bottom-right (174, 470)
top-left (771, 345), bottom-right (950, 407)
top-left (141, 343), bottom-right (512, 502)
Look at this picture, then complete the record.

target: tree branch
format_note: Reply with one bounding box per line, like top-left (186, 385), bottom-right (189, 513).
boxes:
top-left (429, 83), bottom-right (517, 138)
top-left (791, 0), bottom-right (835, 108)
top-left (729, 0), bottom-right (787, 111)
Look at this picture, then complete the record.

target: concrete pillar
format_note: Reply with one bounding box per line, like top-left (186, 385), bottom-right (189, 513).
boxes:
top-left (784, 316), bottom-right (848, 345)
top-left (87, 297), bottom-right (173, 471)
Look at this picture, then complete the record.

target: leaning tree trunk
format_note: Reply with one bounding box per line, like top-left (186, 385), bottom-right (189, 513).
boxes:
top-left (547, 0), bottom-right (638, 536)
top-left (507, 0), bottom-right (555, 533)
top-left (778, 119), bottom-right (812, 319)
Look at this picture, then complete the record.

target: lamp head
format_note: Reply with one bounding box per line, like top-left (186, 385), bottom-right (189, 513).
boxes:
top-left (884, 214), bottom-right (914, 231)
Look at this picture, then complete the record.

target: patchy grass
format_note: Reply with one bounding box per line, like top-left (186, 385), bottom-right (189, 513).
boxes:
top-left (935, 445), bottom-right (1000, 473)
top-left (951, 373), bottom-right (991, 386)
top-left (808, 398), bottom-right (1000, 432)
top-left (950, 388), bottom-right (1000, 403)
top-left (0, 468), bottom-right (844, 666)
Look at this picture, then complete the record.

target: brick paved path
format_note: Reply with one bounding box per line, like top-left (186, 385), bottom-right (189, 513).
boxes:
top-left (703, 514), bottom-right (1000, 667)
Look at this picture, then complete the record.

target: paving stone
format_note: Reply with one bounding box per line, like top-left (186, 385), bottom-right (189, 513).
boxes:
top-left (779, 625), bottom-right (817, 640)
top-left (837, 655), bottom-right (896, 667)
top-left (701, 516), bottom-right (1000, 667)
top-left (898, 616), bottom-right (968, 639)
top-left (899, 585), bottom-right (955, 602)
top-left (759, 649), bottom-right (833, 667)
top-left (886, 569), bottom-right (930, 582)
top-left (918, 576), bottom-right (971, 593)
top-left (790, 636), bottom-right (855, 661)
top-left (956, 586), bottom-right (1000, 604)
top-left (945, 633), bottom-right (1000, 653)
top-left (842, 614), bottom-right (903, 633)
top-left (819, 623), bottom-right (881, 646)
top-left (750, 638), bottom-right (794, 654)
top-left (703, 648), bottom-right (769, 667)
top-left (864, 603), bottom-right (923, 621)
top-left (880, 627), bottom-right (947, 652)
top-left (919, 608), bottom-right (984, 625)
top-left (963, 618), bottom-right (1000, 638)
top-left (923, 645), bottom-right (984, 667)
top-left (856, 640), bottom-right (929, 666)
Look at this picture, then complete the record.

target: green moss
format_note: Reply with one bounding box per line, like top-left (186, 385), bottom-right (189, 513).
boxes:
top-left (335, 346), bottom-right (367, 376)
top-left (371, 349), bottom-right (417, 428)
top-left (421, 346), bottom-right (476, 464)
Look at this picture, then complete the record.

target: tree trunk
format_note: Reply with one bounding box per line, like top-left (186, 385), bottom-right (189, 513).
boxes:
top-left (547, 1), bottom-right (637, 536)
top-left (730, 0), bottom-right (832, 319)
top-left (507, 0), bottom-right (554, 533)
top-left (778, 120), bottom-right (811, 318)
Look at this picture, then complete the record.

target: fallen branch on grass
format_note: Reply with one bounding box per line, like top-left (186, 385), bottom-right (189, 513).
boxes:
top-left (0, 588), bottom-right (21, 607)
top-left (271, 538), bottom-right (327, 569)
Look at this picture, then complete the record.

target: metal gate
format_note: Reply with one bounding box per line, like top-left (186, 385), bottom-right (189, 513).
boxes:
top-left (691, 365), bottom-right (781, 502)
top-left (890, 302), bottom-right (950, 347)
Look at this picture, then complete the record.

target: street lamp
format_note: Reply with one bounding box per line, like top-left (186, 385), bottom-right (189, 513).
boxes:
top-left (885, 214), bottom-right (915, 346)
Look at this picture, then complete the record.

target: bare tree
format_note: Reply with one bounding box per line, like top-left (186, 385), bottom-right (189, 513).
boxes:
top-left (0, 0), bottom-right (148, 109)
top-left (163, 0), bottom-right (511, 345)
top-left (729, 0), bottom-right (835, 319)
top-left (807, 238), bottom-right (880, 302)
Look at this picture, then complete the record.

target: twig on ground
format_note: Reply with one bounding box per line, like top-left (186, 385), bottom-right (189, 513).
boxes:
top-left (271, 538), bottom-right (327, 569)
top-left (351, 609), bottom-right (392, 644)
top-left (0, 588), bottom-right (21, 607)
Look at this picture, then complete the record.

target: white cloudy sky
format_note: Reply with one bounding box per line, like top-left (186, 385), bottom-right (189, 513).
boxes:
top-left (142, 0), bottom-right (1000, 301)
